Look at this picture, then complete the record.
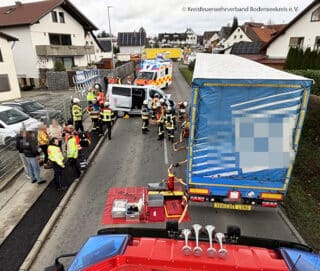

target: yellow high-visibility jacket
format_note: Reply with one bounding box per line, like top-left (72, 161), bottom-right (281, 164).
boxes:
top-left (48, 145), bottom-right (64, 168)
top-left (67, 136), bottom-right (78, 159)
top-left (86, 91), bottom-right (96, 102)
top-left (72, 104), bottom-right (82, 121)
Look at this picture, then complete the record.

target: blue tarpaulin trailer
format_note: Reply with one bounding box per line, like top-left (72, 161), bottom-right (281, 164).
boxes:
top-left (187, 54), bottom-right (313, 209)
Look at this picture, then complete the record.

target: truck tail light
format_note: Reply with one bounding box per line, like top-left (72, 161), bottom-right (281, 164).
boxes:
top-left (190, 196), bottom-right (205, 202)
top-left (260, 193), bottom-right (283, 201)
top-left (262, 201), bottom-right (278, 208)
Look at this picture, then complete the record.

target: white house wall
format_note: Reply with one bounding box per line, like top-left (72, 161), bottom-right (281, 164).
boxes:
top-left (31, 6), bottom-right (89, 69)
top-left (267, 3), bottom-right (320, 59)
top-left (31, 6), bottom-right (87, 46)
top-left (2, 26), bottom-right (38, 79)
top-left (0, 37), bottom-right (20, 101)
top-left (223, 27), bottom-right (251, 48)
top-left (85, 32), bottom-right (103, 63)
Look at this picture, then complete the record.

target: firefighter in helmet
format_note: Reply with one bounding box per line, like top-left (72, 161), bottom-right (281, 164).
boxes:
top-left (165, 106), bottom-right (175, 141)
top-left (151, 93), bottom-right (160, 119)
top-left (87, 98), bottom-right (100, 132)
top-left (71, 98), bottom-right (84, 132)
top-left (100, 101), bottom-right (115, 140)
top-left (141, 100), bottom-right (150, 133)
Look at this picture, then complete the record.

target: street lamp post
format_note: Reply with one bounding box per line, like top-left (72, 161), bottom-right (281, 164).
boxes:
top-left (107, 6), bottom-right (114, 68)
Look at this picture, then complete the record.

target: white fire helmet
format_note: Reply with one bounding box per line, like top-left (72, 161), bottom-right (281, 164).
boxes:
top-left (73, 98), bottom-right (80, 103)
top-left (104, 101), bottom-right (110, 107)
top-left (160, 98), bottom-right (165, 104)
top-left (183, 101), bottom-right (188, 107)
top-left (143, 100), bottom-right (148, 105)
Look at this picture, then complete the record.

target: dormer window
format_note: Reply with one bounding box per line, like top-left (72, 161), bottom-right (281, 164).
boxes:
top-left (4, 7), bottom-right (15, 14)
top-left (311, 7), bottom-right (320, 21)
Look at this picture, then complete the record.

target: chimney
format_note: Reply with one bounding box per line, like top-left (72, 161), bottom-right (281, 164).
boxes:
top-left (15, 1), bottom-right (22, 6)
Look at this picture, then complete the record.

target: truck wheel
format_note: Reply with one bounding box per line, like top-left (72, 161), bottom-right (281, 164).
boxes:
top-left (117, 111), bottom-right (125, 118)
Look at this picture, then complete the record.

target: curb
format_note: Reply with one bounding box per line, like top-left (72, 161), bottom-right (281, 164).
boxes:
top-left (18, 124), bottom-right (112, 271)
top-left (277, 205), bottom-right (307, 245)
top-left (0, 167), bottom-right (23, 192)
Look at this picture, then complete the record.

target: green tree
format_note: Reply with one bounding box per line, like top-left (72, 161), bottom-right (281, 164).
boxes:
top-left (54, 60), bottom-right (65, 71)
top-left (97, 30), bottom-right (110, 38)
top-left (188, 59), bottom-right (195, 71)
top-left (284, 47), bottom-right (294, 69)
top-left (230, 17), bottom-right (238, 34)
top-left (316, 50), bottom-right (320, 69)
top-left (302, 47), bottom-right (311, 69)
top-left (309, 50), bottom-right (318, 69)
top-left (154, 41), bottom-right (160, 48)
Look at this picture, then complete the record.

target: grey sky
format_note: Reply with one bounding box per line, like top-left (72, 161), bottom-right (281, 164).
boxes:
top-left (0, 0), bottom-right (313, 36)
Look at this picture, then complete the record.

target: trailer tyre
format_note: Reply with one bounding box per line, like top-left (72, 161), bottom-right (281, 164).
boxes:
top-left (117, 111), bottom-right (125, 118)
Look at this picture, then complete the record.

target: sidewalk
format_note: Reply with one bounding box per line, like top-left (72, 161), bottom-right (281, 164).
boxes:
top-left (0, 114), bottom-right (92, 246)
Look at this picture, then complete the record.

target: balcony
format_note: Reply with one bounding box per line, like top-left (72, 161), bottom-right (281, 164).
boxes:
top-left (36, 45), bottom-right (94, 56)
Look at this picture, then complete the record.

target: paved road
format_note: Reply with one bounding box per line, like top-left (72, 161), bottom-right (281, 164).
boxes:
top-left (30, 64), bottom-right (301, 270)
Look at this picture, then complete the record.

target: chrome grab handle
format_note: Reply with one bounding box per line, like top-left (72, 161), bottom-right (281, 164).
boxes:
top-left (215, 232), bottom-right (228, 258)
top-left (192, 224), bottom-right (203, 256)
top-left (205, 225), bottom-right (216, 257)
top-left (181, 229), bottom-right (192, 256)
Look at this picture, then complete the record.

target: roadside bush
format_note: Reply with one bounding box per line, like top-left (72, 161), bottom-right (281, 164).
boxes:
top-left (54, 61), bottom-right (65, 71)
top-left (286, 70), bottom-right (320, 95)
top-left (188, 60), bottom-right (195, 71)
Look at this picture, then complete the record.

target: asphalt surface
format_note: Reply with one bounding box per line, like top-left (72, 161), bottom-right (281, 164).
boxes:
top-left (21, 64), bottom-right (302, 270)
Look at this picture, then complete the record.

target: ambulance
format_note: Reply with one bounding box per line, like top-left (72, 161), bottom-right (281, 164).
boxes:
top-left (134, 56), bottom-right (173, 89)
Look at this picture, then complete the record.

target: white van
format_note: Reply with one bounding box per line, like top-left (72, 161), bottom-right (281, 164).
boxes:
top-left (0, 106), bottom-right (40, 145)
top-left (107, 84), bottom-right (173, 116)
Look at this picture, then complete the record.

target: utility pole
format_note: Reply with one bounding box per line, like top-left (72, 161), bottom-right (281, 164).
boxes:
top-left (107, 6), bottom-right (114, 68)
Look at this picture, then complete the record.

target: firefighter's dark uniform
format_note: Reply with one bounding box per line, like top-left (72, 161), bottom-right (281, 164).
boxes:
top-left (141, 105), bottom-right (150, 133)
top-left (100, 105), bottom-right (115, 140)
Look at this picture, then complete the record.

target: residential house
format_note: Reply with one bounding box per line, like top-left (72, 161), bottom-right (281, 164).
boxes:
top-left (0, 32), bottom-right (20, 101)
top-left (158, 32), bottom-right (187, 48)
top-left (117, 28), bottom-right (146, 54)
top-left (264, 0), bottom-right (320, 66)
top-left (222, 22), bottom-right (285, 50)
top-left (0, 0), bottom-right (98, 88)
top-left (202, 31), bottom-right (219, 50)
top-left (85, 32), bottom-right (107, 64)
top-left (158, 28), bottom-right (198, 48)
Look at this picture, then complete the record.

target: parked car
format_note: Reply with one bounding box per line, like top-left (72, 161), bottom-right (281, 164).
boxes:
top-left (2, 100), bottom-right (62, 125)
top-left (0, 106), bottom-right (40, 145)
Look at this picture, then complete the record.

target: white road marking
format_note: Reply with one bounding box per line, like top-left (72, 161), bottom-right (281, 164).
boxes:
top-left (164, 139), bottom-right (169, 165)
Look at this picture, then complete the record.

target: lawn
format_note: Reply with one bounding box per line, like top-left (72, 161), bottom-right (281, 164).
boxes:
top-left (179, 66), bottom-right (193, 86)
top-left (179, 68), bottom-right (320, 250)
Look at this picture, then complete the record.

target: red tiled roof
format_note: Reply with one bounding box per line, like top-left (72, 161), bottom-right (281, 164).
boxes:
top-left (251, 27), bottom-right (278, 43)
top-left (0, 0), bottom-right (97, 30)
